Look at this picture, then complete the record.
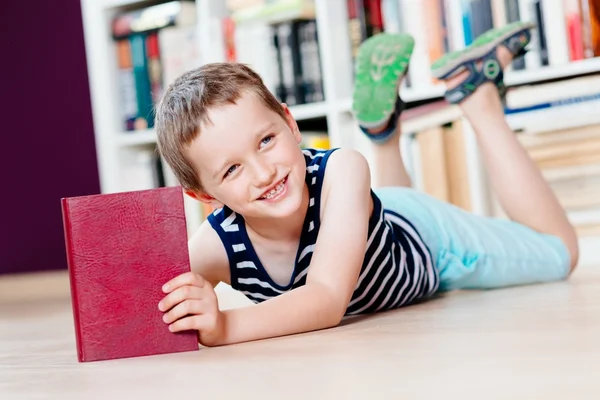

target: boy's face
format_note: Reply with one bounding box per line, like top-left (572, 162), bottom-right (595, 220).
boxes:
top-left (186, 91), bottom-right (307, 220)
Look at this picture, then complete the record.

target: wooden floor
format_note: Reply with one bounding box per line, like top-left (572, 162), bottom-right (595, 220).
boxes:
top-left (1, 263), bottom-right (600, 399)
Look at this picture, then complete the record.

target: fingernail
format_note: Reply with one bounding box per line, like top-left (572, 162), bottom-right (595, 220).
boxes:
top-left (162, 284), bottom-right (169, 292)
top-left (158, 302), bottom-right (163, 311)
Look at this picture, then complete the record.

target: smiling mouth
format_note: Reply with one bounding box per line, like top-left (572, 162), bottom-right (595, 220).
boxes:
top-left (259, 176), bottom-right (288, 200)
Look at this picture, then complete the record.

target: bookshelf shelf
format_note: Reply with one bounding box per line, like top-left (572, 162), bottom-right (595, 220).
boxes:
top-left (101, 0), bottom-right (150, 9)
top-left (289, 101), bottom-right (328, 120)
top-left (401, 84), bottom-right (446, 102)
top-left (117, 130), bottom-right (157, 146)
top-left (231, 0), bottom-right (316, 25)
top-left (505, 57), bottom-right (600, 86)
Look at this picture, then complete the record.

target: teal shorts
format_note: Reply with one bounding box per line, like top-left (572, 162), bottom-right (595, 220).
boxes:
top-left (374, 187), bottom-right (571, 292)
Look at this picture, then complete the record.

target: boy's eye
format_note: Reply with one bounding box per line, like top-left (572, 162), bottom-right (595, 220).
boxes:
top-left (224, 165), bottom-right (237, 178)
top-left (260, 135), bottom-right (274, 147)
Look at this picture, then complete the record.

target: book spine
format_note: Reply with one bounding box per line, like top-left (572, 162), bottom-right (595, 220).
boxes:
top-left (590, 0), bottom-right (600, 56)
top-left (445, 0), bottom-right (466, 51)
top-left (367, 0), bottom-right (384, 36)
top-left (491, 0), bottom-right (507, 28)
top-left (424, 0), bottom-right (445, 77)
top-left (271, 25), bottom-right (287, 103)
top-left (381, 0), bottom-right (402, 33)
top-left (579, 0), bottom-right (595, 58)
top-left (519, 0), bottom-right (541, 69)
top-left (534, 0), bottom-right (550, 66)
top-left (115, 39), bottom-right (137, 131)
top-left (60, 199), bottom-right (85, 362)
top-left (542, 0), bottom-right (571, 66)
top-left (401, 0), bottom-right (433, 87)
top-left (563, 0), bottom-right (583, 60)
top-left (146, 32), bottom-right (163, 105)
top-left (505, 0), bottom-right (526, 69)
top-left (504, 91), bottom-right (600, 114)
top-left (111, 1), bottom-right (196, 39)
top-left (289, 22), bottom-right (306, 105)
top-left (347, 0), bottom-right (367, 66)
top-left (461, 0), bottom-right (473, 45)
top-left (222, 17), bottom-right (237, 62)
top-left (129, 33), bottom-right (154, 129)
top-left (298, 21), bottom-right (325, 103)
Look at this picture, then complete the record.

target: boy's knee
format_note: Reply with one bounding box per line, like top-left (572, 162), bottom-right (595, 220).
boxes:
top-left (564, 233), bottom-right (579, 274)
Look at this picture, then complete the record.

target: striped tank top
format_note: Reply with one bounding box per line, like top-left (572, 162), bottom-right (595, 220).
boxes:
top-left (207, 148), bottom-right (439, 315)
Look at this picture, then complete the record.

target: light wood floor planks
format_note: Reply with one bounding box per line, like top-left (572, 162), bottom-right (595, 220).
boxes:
top-left (1, 264), bottom-right (600, 399)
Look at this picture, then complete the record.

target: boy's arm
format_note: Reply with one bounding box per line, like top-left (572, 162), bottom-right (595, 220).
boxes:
top-left (187, 219), bottom-right (231, 287)
top-left (218, 148), bottom-right (372, 345)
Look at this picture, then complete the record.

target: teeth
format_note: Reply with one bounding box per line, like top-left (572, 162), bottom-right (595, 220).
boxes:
top-left (261, 178), bottom-right (286, 200)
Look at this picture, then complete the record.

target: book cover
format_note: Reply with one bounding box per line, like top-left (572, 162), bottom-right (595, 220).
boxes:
top-left (505, 0), bottom-right (526, 69)
top-left (61, 186), bottom-right (199, 362)
top-left (115, 39), bottom-right (138, 131)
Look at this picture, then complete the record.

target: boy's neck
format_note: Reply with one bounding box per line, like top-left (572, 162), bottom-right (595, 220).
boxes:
top-left (244, 182), bottom-right (310, 243)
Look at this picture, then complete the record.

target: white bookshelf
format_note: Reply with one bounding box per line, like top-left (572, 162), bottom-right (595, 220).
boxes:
top-left (80, 0), bottom-right (600, 239)
top-left (117, 130), bottom-right (157, 146)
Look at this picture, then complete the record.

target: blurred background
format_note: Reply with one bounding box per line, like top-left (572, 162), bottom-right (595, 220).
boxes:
top-left (2, 0), bottom-right (600, 283)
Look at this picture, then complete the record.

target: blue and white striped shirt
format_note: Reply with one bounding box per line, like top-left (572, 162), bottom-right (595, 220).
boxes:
top-left (207, 148), bottom-right (439, 315)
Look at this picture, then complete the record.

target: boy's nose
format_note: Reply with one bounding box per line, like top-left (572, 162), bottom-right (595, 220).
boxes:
top-left (252, 161), bottom-right (277, 188)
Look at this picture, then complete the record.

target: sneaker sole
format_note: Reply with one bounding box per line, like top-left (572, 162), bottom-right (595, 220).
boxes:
top-left (431, 21), bottom-right (535, 79)
top-left (352, 33), bottom-right (414, 128)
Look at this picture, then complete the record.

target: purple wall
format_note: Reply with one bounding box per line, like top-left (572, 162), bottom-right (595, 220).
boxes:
top-left (2, 1), bottom-right (101, 274)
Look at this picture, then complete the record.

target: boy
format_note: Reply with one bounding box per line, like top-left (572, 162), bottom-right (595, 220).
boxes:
top-left (155, 21), bottom-right (579, 347)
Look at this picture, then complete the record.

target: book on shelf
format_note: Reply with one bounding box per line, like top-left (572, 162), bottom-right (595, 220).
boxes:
top-left (409, 117), bottom-right (472, 212)
top-left (376, 0), bottom-right (600, 93)
top-left (347, 0), bottom-right (384, 67)
top-left (406, 103), bottom-right (600, 237)
top-left (516, 121), bottom-right (600, 236)
top-left (232, 18), bottom-right (325, 106)
top-left (111, 0), bottom-right (196, 39)
top-left (503, 75), bottom-right (600, 134)
top-left (112, 1), bottom-right (199, 132)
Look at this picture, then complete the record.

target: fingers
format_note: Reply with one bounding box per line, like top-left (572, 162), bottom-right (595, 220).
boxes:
top-left (168, 313), bottom-right (220, 334)
top-left (159, 282), bottom-right (217, 312)
top-left (159, 273), bottom-right (220, 335)
top-left (162, 299), bottom-right (212, 325)
top-left (162, 272), bottom-right (208, 294)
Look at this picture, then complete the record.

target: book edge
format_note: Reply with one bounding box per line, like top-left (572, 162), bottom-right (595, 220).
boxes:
top-left (60, 197), bottom-right (86, 363)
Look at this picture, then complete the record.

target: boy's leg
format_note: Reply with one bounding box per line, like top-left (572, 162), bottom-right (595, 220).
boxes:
top-left (352, 33), bottom-right (413, 188)
top-left (433, 23), bottom-right (579, 271)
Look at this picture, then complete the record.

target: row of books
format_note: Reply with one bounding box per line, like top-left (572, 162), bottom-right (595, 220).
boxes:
top-left (518, 122), bottom-right (600, 237)
top-left (501, 75), bottom-right (600, 234)
top-left (226, 17), bottom-right (325, 106)
top-left (402, 73), bottom-right (600, 237)
top-left (112, 1), bottom-right (199, 132)
top-left (367, 0), bottom-right (600, 90)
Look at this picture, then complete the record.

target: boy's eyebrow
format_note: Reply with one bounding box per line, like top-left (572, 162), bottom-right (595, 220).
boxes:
top-left (212, 122), bottom-right (277, 179)
top-left (253, 122), bottom-right (276, 138)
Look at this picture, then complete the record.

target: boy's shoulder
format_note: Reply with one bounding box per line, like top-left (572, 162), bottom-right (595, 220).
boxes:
top-left (305, 147), bottom-right (370, 181)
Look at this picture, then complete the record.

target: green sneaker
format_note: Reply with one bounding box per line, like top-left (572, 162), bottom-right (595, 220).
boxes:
top-left (430, 21), bottom-right (535, 104)
top-left (431, 21), bottom-right (534, 80)
top-left (352, 33), bottom-right (414, 129)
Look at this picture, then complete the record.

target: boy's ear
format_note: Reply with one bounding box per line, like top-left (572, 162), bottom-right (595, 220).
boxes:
top-left (184, 190), bottom-right (224, 209)
top-left (281, 103), bottom-right (302, 144)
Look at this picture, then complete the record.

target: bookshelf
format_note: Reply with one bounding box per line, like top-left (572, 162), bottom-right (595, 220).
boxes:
top-left (80, 0), bottom-right (600, 250)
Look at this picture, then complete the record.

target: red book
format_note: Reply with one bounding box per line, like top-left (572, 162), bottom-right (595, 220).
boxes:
top-left (61, 186), bottom-right (199, 362)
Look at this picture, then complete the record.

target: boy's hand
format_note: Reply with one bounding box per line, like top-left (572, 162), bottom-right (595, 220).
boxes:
top-left (158, 272), bottom-right (225, 347)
